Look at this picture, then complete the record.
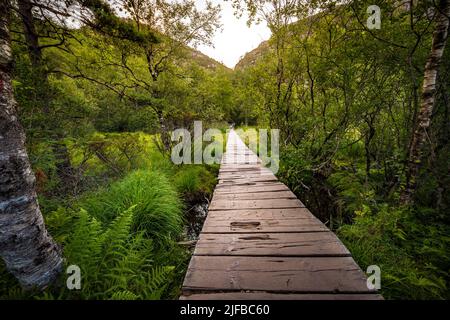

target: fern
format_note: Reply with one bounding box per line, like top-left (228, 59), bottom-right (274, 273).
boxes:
top-left (110, 291), bottom-right (139, 300)
top-left (64, 209), bottom-right (103, 281)
top-left (62, 205), bottom-right (175, 300)
top-left (142, 266), bottom-right (175, 300)
top-left (99, 205), bottom-right (136, 270)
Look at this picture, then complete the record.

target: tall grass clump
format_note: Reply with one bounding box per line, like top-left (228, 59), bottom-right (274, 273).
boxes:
top-left (174, 165), bottom-right (216, 202)
top-left (80, 170), bottom-right (184, 244)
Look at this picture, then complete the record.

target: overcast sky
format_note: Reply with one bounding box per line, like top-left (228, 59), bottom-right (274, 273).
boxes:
top-left (195, 0), bottom-right (271, 68)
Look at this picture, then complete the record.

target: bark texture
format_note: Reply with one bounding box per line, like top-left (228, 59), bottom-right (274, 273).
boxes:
top-left (18, 0), bottom-right (76, 192)
top-left (0, 0), bottom-right (62, 290)
top-left (402, 0), bottom-right (450, 204)
top-left (18, 0), bottom-right (42, 68)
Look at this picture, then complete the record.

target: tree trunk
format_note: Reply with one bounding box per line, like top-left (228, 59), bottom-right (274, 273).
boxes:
top-left (18, 0), bottom-right (42, 69)
top-left (0, 0), bottom-right (62, 290)
top-left (18, 0), bottom-right (76, 192)
top-left (402, 0), bottom-right (450, 204)
top-left (158, 110), bottom-right (172, 153)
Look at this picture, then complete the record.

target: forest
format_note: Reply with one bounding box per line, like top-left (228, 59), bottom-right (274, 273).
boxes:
top-left (0, 0), bottom-right (449, 300)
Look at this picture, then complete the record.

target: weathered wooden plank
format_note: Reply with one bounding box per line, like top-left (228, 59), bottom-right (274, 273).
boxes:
top-left (207, 208), bottom-right (316, 220)
top-left (222, 154), bottom-right (260, 159)
top-left (182, 256), bottom-right (374, 293)
top-left (214, 184), bottom-right (290, 194)
top-left (202, 217), bottom-right (328, 233)
top-left (216, 180), bottom-right (285, 186)
top-left (218, 172), bottom-right (276, 180)
top-left (212, 191), bottom-right (297, 201)
top-left (222, 154), bottom-right (255, 157)
top-left (219, 163), bottom-right (267, 172)
top-left (218, 176), bottom-right (278, 184)
top-left (194, 232), bottom-right (351, 257)
top-left (218, 176), bottom-right (277, 182)
top-left (221, 160), bottom-right (261, 165)
top-left (208, 198), bottom-right (305, 211)
top-left (220, 166), bottom-right (272, 171)
top-left (221, 156), bottom-right (260, 159)
top-left (180, 292), bottom-right (383, 300)
top-left (219, 171), bottom-right (273, 176)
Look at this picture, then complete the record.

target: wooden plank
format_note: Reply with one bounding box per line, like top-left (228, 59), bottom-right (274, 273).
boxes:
top-left (220, 165), bottom-right (267, 170)
top-left (222, 154), bottom-right (259, 159)
top-left (215, 180), bottom-right (285, 187)
top-left (180, 292), bottom-right (383, 300)
top-left (182, 256), bottom-right (374, 293)
top-left (218, 176), bottom-right (277, 182)
top-left (212, 191), bottom-right (297, 201)
top-left (222, 161), bottom-right (260, 165)
top-left (214, 184), bottom-right (290, 194)
top-left (222, 153), bottom-right (258, 156)
top-left (218, 173), bottom-right (276, 180)
top-left (218, 176), bottom-right (278, 184)
top-left (202, 217), bottom-right (328, 233)
top-left (218, 180), bottom-right (280, 186)
top-left (220, 166), bottom-right (272, 171)
top-left (219, 171), bottom-right (273, 176)
top-left (207, 208), bottom-right (316, 220)
top-left (194, 232), bottom-right (351, 257)
top-left (220, 167), bottom-right (273, 172)
top-left (208, 198), bottom-right (305, 211)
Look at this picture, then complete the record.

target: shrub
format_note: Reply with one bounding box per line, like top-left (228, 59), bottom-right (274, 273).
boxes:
top-left (338, 205), bottom-right (448, 299)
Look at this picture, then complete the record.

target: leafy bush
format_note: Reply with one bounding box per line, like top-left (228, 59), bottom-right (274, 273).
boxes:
top-left (278, 146), bottom-right (313, 195)
top-left (327, 168), bottom-right (376, 217)
top-left (80, 170), bottom-right (184, 244)
top-left (69, 132), bottom-right (155, 177)
top-left (338, 205), bottom-right (449, 299)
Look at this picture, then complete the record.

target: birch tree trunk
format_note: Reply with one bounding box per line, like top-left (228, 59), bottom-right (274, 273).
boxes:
top-left (0, 0), bottom-right (62, 290)
top-left (402, 0), bottom-right (450, 204)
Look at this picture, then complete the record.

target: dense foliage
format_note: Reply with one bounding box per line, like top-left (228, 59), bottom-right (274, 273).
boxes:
top-left (232, 0), bottom-right (450, 299)
top-left (1, 0), bottom-right (449, 300)
top-left (0, 0), bottom-right (226, 299)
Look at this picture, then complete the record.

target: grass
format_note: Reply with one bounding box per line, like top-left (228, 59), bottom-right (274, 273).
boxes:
top-left (174, 165), bottom-right (217, 203)
top-left (1, 131), bottom-right (223, 300)
top-left (79, 169), bottom-right (184, 245)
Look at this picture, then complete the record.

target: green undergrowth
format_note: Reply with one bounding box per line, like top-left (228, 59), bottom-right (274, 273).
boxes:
top-left (276, 145), bottom-right (450, 300)
top-left (174, 165), bottom-right (217, 203)
top-left (0, 131), bottom-right (219, 300)
top-left (79, 169), bottom-right (183, 244)
top-left (338, 205), bottom-right (449, 299)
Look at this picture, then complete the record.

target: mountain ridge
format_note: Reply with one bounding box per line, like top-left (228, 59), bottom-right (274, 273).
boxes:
top-left (234, 40), bottom-right (270, 70)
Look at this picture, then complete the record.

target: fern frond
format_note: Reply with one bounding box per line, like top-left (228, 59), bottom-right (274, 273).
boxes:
top-left (110, 290), bottom-right (139, 300)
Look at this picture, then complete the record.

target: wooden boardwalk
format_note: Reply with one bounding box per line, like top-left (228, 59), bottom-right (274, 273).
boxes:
top-left (180, 130), bottom-right (382, 300)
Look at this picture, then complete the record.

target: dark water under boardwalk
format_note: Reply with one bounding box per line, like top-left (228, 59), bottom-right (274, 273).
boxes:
top-left (183, 202), bottom-right (209, 241)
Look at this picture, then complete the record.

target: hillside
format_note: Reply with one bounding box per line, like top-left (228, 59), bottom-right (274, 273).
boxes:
top-left (234, 40), bottom-right (270, 70)
top-left (186, 47), bottom-right (231, 71)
